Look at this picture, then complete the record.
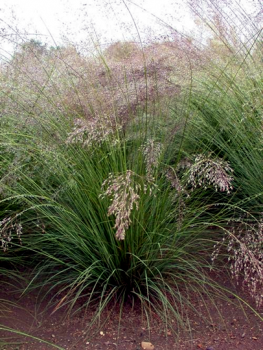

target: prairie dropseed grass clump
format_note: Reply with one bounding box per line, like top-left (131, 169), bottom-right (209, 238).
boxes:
top-left (0, 0), bottom-right (262, 343)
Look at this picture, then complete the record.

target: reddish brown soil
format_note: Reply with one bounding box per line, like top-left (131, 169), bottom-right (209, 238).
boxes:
top-left (0, 274), bottom-right (262, 350)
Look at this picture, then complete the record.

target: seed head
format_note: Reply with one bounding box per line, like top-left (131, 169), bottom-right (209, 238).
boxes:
top-left (187, 154), bottom-right (234, 194)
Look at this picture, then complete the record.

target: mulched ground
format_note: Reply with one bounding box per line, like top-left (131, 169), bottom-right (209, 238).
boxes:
top-left (0, 272), bottom-right (262, 350)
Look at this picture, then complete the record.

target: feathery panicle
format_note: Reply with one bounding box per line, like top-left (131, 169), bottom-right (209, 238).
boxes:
top-left (166, 167), bottom-right (185, 194)
top-left (101, 170), bottom-right (141, 240)
top-left (165, 167), bottom-right (188, 229)
top-left (0, 217), bottom-right (22, 252)
top-left (66, 115), bottom-right (121, 148)
top-left (187, 154), bottom-right (234, 194)
top-left (227, 221), bottom-right (263, 308)
top-left (101, 169), bottom-right (157, 240)
top-left (212, 220), bottom-right (263, 308)
top-left (141, 139), bottom-right (163, 178)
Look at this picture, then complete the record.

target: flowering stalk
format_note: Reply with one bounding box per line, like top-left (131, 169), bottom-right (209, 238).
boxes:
top-left (187, 154), bottom-right (234, 194)
top-left (141, 139), bottom-right (163, 178)
top-left (101, 170), bottom-right (141, 240)
top-left (101, 170), bottom-right (157, 240)
top-left (0, 216), bottom-right (22, 252)
top-left (66, 115), bottom-right (121, 149)
top-left (212, 220), bottom-right (263, 308)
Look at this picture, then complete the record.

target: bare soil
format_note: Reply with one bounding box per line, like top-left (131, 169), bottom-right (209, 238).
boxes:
top-left (0, 272), bottom-right (262, 350)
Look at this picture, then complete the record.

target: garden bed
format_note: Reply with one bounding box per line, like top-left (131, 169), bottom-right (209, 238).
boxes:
top-left (1, 272), bottom-right (262, 350)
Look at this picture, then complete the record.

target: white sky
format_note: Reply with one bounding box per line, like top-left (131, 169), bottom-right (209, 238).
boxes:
top-left (0, 0), bottom-right (261, 56)
top-left (0, 0), bottom-right (196, 55)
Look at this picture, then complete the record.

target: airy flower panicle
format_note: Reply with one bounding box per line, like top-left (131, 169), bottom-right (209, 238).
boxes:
top-left (66, 115), bottom-right (121, 148)
top-left (141, 139), bottom-right (163, 178)
top-left (166, 168), bottom-right (184, 194)
top-left (101, 170), bottom-right (141, 240)
top-left (187, 154), bottom-right (234, 194)
top-left (101, 169), bottom-right (157, 240)
top-left (212, 220), bottom-right (263, 308)
top-left (165, 167), bottom-right (188, 230)
top-left (0, 216), bottom-right (23, 252)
